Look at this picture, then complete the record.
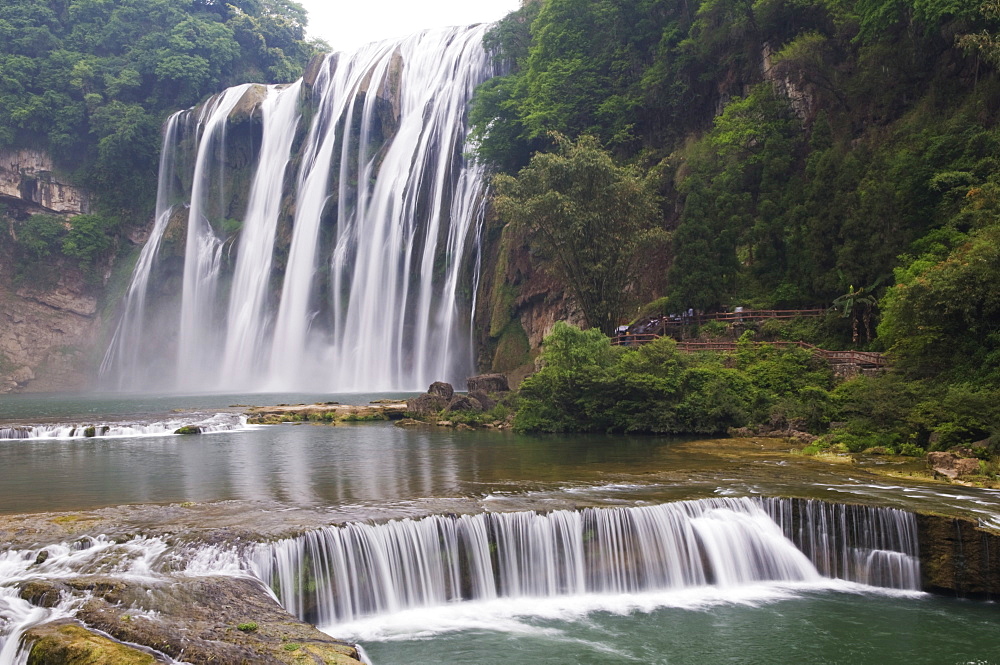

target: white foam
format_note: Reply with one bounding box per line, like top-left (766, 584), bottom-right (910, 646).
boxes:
top-left (323, 580), bottom-right (908, 643)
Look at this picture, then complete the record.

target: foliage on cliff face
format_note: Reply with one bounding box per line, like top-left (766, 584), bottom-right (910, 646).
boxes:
top-left (475, 0), bottom-right (1000, 320)
top-left (0, 0), bottom-right (321, 267)
top-left (493, 135), bottom-right (661, 336)
top-left (479, 0), bottom-right (1000, 451)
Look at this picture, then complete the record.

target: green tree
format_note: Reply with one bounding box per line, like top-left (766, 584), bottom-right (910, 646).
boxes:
top-left (879, 223), bottom-right (1000, 380)
top-left (494, 134), bottom-right (661, 335)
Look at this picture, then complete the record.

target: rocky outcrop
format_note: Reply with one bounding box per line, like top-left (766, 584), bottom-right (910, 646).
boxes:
top-left (0, 148), bottom-right (90, 215)
top-left (407, 382), bottom-right (502, 417)
top-left (407, 382), bottom-right (455, 416)
top-left (761, 42), bottom-right (817, 122)
top-left (476, 222), bottom-right (585, 386)
top-left (22, 576), bottom-right (362, 665)
top-left (427, 381), bottom-right (454, 400)
top-left (469, 389), bottom-right (495, 410)
top-left (926, 452), bottom-right (982, 480)
top-left (447, 394), bottom-right (482, 412)
top-left (0, 146), bottom-right (106, 393)
top-left (917, 513), bottom-right (1000, 599)
top-left (467, 373), bottom-right (509, 393)
top-left (0, 276), bottom-right (101, 394)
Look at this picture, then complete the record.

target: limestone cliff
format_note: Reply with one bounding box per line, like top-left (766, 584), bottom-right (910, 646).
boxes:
top-left (0, 149), bottom-right (105, 394)
top-left (0, 148), bottom-right (91, 216)
top-left (475, 215), bottom-right (585, 387)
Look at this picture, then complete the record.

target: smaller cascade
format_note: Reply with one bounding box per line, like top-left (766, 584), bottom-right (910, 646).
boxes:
top-left (251, 498), bottom-right (923, 627)
top-left (0, 413), bottom-right (253, 441)
top-left (763, 498), bottom-right (921, 590)
top-left (0, 586), bottom-right (60, 665)
top-left (250, 498), bottom-right (830, 626)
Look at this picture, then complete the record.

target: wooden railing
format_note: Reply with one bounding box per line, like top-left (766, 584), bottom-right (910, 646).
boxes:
top-left (699, 308), bottom-right (827, 322)
top-left (610, 335), bottom-right (886, 369)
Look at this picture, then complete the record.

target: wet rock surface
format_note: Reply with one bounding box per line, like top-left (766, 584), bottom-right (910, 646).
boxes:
top-left (917, 513), bottom-right (1000, 599)
top-left (926, 452), bottom-right (982, 479)
top-left (23, 576), bottom-right (362, 665)
top-left (405, 392), bottom-right (449, 416)
top-left (24, 620), bottom-right (160, 665)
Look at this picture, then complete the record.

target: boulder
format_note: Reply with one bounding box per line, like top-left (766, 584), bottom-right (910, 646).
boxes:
top-left (427, 381), bottom-right (454, 400)
top-left (469, 389), bottom-right (495, 411)
top-left (927, 452), bottom-right (981, 479)
top-left (467, 373), bottom-right (509, 394)
top-left (64, 575), bottom-right (362, 664)
top-left (447, 394), bottom-right (482, 413)
top-left (406, 393), bottom-right (448, 416)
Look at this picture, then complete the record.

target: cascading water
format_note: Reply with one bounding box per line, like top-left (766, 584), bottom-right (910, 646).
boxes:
top-left (0, 497), bottom-right (926, 664)
top-left (762, 497), bottom-right (920, 589)
top-left (0, 412), bottom-right (252, 441)
top-left (101, 25), bottom-right (493, 392)
top-left (0, 535), bottom-right (245, 665)
top-left (250, 498), bottom-right (922, 627)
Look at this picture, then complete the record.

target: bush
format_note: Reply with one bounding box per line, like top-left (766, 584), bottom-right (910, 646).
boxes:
top-left (514, 324), bottom-right (752, 434)
top-left (17, 215), bottom-right (66, 259)
top-left (62, 214), bottom-right (115, 267)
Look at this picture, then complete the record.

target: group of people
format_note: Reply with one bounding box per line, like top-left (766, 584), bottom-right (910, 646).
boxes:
top-left (615, 308), bottom-right (701, 340)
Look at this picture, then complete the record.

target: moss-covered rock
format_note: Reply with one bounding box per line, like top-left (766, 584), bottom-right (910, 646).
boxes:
top-left (68, 575), bottom-right (362, 664)
top-left (25, 621), bottom-right (159, 665)
top-left (491, 320), bottom-right (530, 373)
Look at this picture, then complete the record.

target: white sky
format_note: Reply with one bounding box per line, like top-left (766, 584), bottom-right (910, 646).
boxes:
top-left (296, 0), bottom-right (522, 53)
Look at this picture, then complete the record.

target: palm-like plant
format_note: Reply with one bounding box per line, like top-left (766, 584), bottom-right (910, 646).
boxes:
top-left (832, 278), bottom-right (883, 344)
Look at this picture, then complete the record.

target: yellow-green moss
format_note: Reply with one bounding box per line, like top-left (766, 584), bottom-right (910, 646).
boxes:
top-left (26, 623), bottom-right (156, 665)
top-left (492, 319), bottom-right (530, 372)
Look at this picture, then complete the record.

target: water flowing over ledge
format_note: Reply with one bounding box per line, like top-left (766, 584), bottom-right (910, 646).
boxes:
top-left (0, 413), bottom-right (252, 441)
top-left (249, 497), bottom-right (921, 626)
top-left (101, 25), bottom-right (494, 393)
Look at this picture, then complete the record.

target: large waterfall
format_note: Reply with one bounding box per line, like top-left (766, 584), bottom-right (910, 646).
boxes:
top-left (250, 498), bottom-right (921, 627)
top-left (101, 26), bottom-right (493, 392)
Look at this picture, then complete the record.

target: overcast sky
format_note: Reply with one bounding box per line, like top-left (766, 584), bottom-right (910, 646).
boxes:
top-left (296, 0), bottom-right (522, 53)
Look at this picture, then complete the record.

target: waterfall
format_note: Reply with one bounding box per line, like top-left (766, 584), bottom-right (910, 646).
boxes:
top-left (101, 25), bottom-right (493, 392)
top-left (762, 498), bottom-right (920, 589)
top-left (250, 498), bottom-right (921, 627)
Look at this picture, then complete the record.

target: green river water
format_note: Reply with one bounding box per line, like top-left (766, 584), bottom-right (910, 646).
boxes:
top-left (2, 392), bottom-right (1000, 664)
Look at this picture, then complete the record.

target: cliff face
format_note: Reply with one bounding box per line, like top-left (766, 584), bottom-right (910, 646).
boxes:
top-left (475, 218), bottom-right (586, 387)
top-left (0, 149), bottom-right (90, 216)
top-left (0, 149), bottom-right (104, 394)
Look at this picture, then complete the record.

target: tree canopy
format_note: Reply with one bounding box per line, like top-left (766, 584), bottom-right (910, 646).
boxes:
top-left (0, 0), bottom-right (320, 217)
top-left (0, 0), bottom-right (320, 279)
top-left (493, 134), bottom-right (661, 335)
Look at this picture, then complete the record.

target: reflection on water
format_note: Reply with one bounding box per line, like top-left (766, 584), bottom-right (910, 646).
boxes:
top-left (0, 418), bottom-right (684, 514)
top-left (3, 393), bottom-right (1000, 529)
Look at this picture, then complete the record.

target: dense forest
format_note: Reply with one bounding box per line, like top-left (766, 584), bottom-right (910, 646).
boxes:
top-left (472, 0), bottom-right (1000, 455)
top-left (0, 0), bottom-right (319, 279)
